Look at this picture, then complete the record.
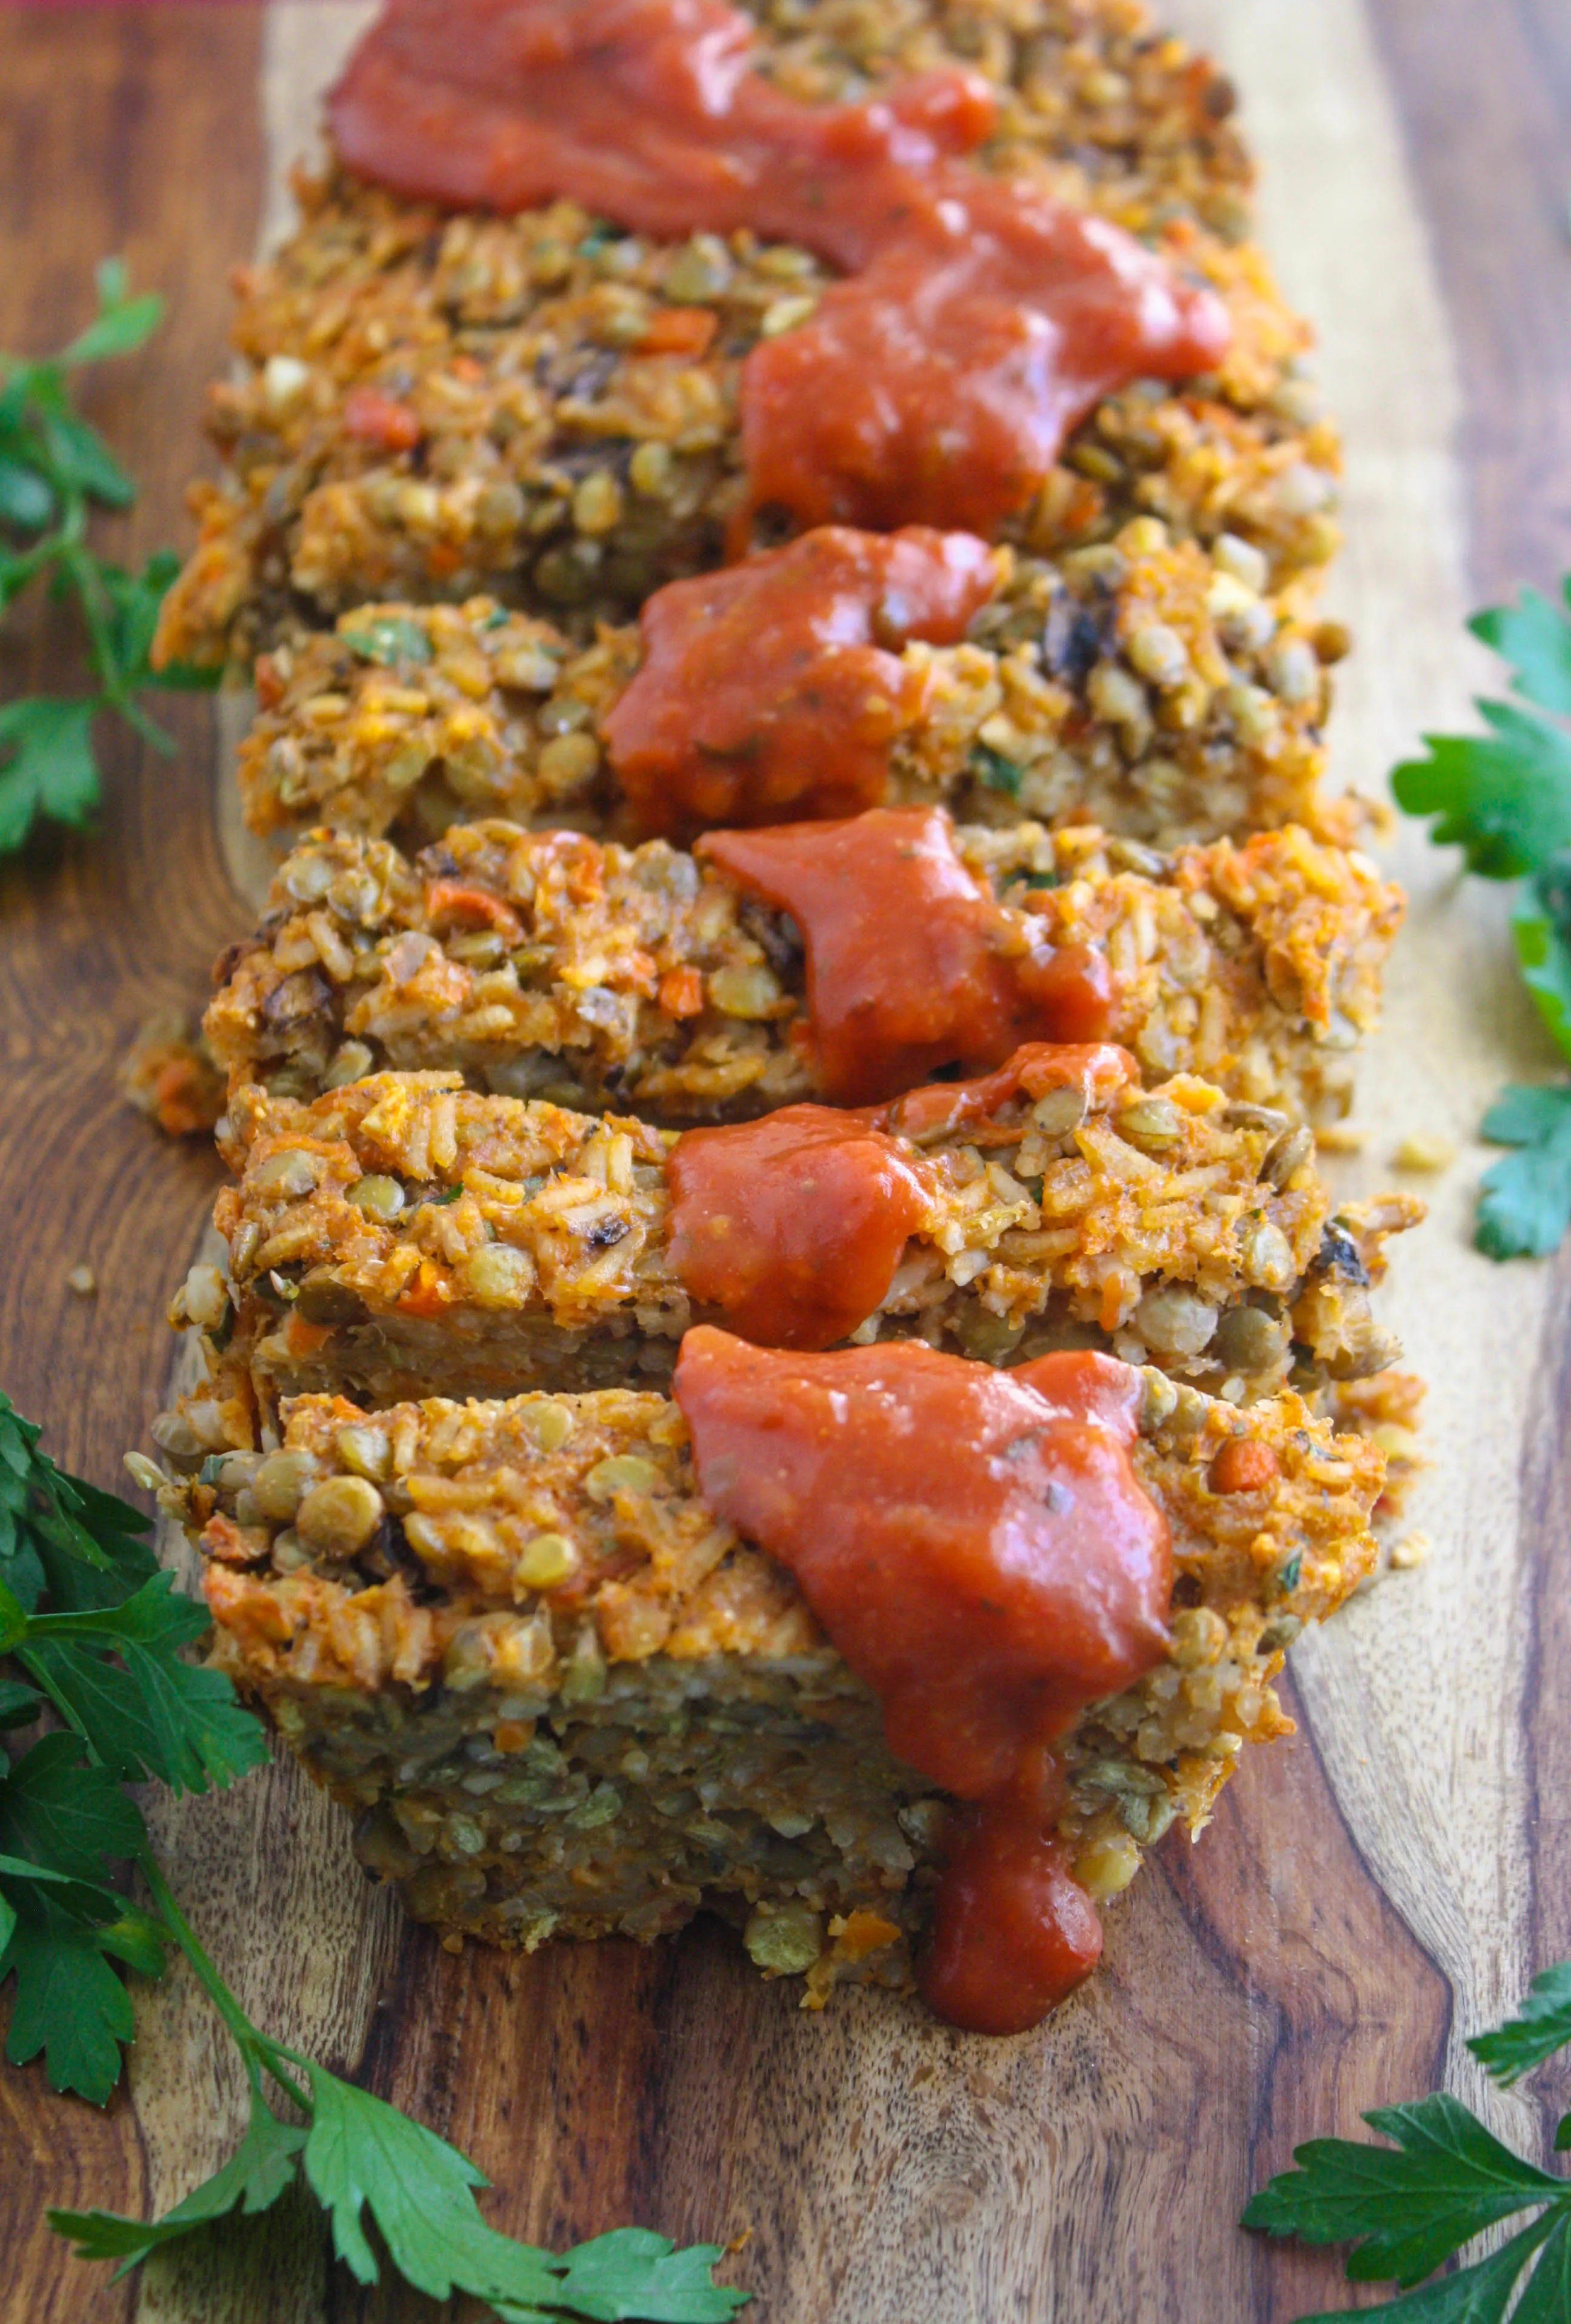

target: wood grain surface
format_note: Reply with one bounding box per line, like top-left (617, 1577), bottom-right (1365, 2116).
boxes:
top-left (1, 4), bottom-right (1569, 2319)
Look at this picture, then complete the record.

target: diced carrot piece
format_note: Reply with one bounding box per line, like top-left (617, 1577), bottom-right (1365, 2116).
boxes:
top-left (638, 306), bottom-right (718, 359)
top-left (397, 1262), bottom-right (453, 1320)
top-left (285, 1315), bottom-right (335, 1358)
top-left (1209, 1438), bottom-right (1280, 1495)
top-left (659, 965), bottom-right (706, 1019)
top-left (344, 384), bottom-right (422, 452)
top-left (424, 880), bottom-right (525, 940)
top-left (833, 1910), bottom-right (903, 1962)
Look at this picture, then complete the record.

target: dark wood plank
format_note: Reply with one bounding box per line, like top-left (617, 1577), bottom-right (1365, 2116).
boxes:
top-left (1367, 0), bottom-right (1571, 603)
top-left (1, 2), bottom-right (1569, 2320)
top-left (1370, 0), bottom-right (1571, 2189)
top-left (0, 8), bottom-right (263, 2317)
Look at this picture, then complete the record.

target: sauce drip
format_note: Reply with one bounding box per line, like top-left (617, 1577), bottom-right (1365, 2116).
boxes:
top-left (669, 1043), bottom-right (1136, 1348)
top-left (673, 1329), bottom-right (1172, 2032)
top-left (698, 806), bottom-right (1115, 1104)
top-left (601, 527), bottom-right (1002, 837)
top-left (329, 0), bottom-right (1230, 538)
top-left (668, 1104), bottom-right (930, 1349)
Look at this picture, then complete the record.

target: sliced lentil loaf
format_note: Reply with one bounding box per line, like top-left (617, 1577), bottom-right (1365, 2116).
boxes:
top-left (147, 1362), bottom-right (1383, 1998)
top-left (153, 0), bottom-right (1335, 672)
top-left (161, 1060), bottom-right (1418, 1435)
top-left (204, 816), bottom-right (1401, 1130)
top-left (230, 543), bottom-right (1350, 855)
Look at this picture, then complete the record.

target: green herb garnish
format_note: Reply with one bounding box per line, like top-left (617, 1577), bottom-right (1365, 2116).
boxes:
top-left (1392, 576), bottom-right (1571, 1256)
top-left (1474, 1084), bottom-right (1571, 1260)
top-left (969, 740), bottom-right (1025, 798)
top-left (0, 261), bottom-right (216, 852)
top-left (339, 614), bottom-right (435, 667)
top-left (1245, 1960), bottom-right (1571, 2317)
top-left (0, 1392), bottom-right (744, 2320)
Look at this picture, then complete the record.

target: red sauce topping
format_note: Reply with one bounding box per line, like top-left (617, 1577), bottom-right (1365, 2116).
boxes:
top-left (673, 1329), bottom-right (1172, 2032)
top-left (669, 1104), bottom-right (930, 1349)
top-left (329, 0), bottom-right (1229, 538)
top-left (601, 527), bottom-right (1001, 837)
top-left (697, 807), bottom-right (1115, 1103)
top-left (740, 184), bottom-right (1226, 537)
top-left (669, 1043), bottom-right (1135, 1347)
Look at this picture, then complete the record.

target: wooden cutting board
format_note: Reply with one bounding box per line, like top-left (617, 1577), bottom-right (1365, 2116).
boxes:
top-left (3, 4), bottom-right (1570, 2318)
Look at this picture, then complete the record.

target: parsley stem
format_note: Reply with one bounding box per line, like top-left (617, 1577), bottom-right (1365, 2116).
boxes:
top-left (16, 1644), bottom-right (92, 1745)
top-left (133, 1851), bottom-right (313, 2114)
top-left (15, 1623), bottom-right (312, 2111)
top-left (0, 529), bottom-right (64, 604)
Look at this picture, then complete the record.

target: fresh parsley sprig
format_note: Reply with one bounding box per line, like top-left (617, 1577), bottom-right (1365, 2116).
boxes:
top-left (0, 1393), bottom-right (744, 2321)
top-left (1244, 1961), bottom-right (1571, 2318)
top-left (0, 258), bottom-right (215, 853)
top-left (1393, 579), bottom-right (1571, 1258)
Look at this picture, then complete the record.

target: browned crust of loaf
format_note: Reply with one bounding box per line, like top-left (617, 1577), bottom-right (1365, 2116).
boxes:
top-left (203, 816), bottom-right (1400, 1131)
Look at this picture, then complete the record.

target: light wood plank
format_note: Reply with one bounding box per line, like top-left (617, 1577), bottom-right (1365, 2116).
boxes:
top-left (1173, 0), bottom-right (1558, 2155)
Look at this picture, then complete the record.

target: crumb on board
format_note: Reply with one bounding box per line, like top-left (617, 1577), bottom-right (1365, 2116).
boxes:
top-left (1315, 1123), bottom-right (1366, 1153)
top-left (1389, 1531), bottom-right (1431, 1570)
top-left (1393, 1133), bottom-right (1456, 1172)
top-left (66, 1264), bottom-right (97, 1297)
top-left (120, 1012), bottom-right (227, 1139)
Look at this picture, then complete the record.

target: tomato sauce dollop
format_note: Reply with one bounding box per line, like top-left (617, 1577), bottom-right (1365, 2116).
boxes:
top-left (673, 1330), bottom-right (1172, 2032)
top-left (668, 1042), bottom-right (1137, 1349)
top-left (329, 0), bottom-right (1229, 539)
top-left (601, 528), bottom-right (1002, 837)
top-left (667, 1104), bottom-right (932, 1350)
top-left (698, 807), bottom-right (1115, 1104)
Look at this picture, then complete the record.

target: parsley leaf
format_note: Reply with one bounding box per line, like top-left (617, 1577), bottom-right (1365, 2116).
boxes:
top-left (50, 2092), bottom-right (307, 2279)
top-left (57, 261), bottom-right (165, 370)
top-left (27, 1632), bottom-right (267, 1795)
top-left (1513, 860), bottom-right (1571, 1061)
top-left (1291, 2212), bottom-right (1562, 2324)
top-left (1393, 579), bottom-right (1571, 875)
top-left (1243, 2092), bottom-right (1559, 2286)
top-left (0, 1679), bottom-right (42, 1728)
top-left (0, 700), bottom-right (100, 850)
top-left (1246, 1963), bottom-right (1571, 2320)
top-left (301, 2063), bottom-right (572, 2308)
top-left (551, 2228), bottom-right (749, 2322)
top-left (0, 1731), bottom-right (145, 1883)
top-left (0, 458), bottom-right (53, 529)
top-left (1390, 575), bottom-right (1571, 1258)
top-left (0, 264), bottom-right (212, 853)
top-left (1472, 579), bottom-right (1571, 719)
top-left (1392, 706), bottom-right (1571, 878)
top-left (1475, 1084), bottom-right (1571, 1258)
top-left (1469, 1963), bottom-right (1571, 2086)
top-left (1, 1904), bottom-right (142, 2106)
